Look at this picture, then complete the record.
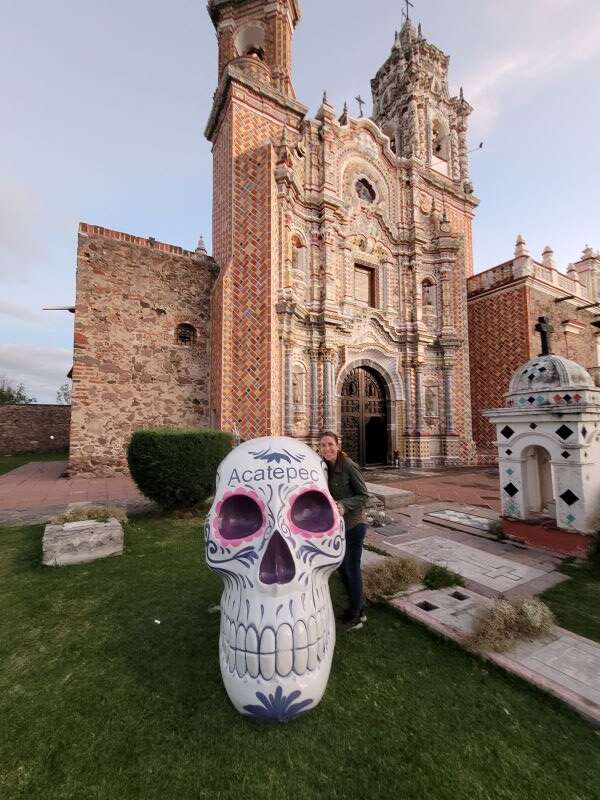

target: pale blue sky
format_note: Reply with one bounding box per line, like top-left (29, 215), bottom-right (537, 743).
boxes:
top-left (1, 0), bottom-right (599, 402)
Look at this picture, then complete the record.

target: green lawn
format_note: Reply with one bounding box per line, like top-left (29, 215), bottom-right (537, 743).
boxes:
top-left (0, 519), bottom-right (598, 800)
top-left (542, 558), bottom-right (600, 643)
top-left (0, 451), bottom-right (68, 477)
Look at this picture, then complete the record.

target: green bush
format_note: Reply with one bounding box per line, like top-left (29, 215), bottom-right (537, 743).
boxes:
top-left (423, 565), bottom-right (465, 590)
top-left (127, 428), bottom-right (233, 511)
top-left (588, 532), bottom-right (600, 564)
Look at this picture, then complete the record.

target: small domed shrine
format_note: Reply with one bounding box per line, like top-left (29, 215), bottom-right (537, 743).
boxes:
top-left (484, 317), bottom-right (600, 534)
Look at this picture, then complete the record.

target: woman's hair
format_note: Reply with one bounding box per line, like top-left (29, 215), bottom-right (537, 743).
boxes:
top-left (319, 430), bottom-right (339, 444)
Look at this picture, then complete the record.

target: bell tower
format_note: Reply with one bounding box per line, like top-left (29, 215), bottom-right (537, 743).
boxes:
top-left (371, 19), bottom-right (473, 192)
top-left (208, 0), bottom-right (300, 97)
top-left (206, 0), bottom-right (307, 438)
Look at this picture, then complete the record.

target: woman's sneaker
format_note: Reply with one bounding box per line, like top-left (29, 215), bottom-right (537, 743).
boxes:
top-left (344, 615), bottom-right (364, 631)
top-left (337, 608), bottom-right (367, 624)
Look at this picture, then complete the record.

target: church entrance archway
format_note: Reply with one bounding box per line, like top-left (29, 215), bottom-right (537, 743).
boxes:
top-left (525, 445), bottom-right (556, 520)
top-left (341, 366), bottom-right (388, 467)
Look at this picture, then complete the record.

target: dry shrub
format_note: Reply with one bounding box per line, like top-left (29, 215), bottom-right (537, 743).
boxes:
top-left (472, 598), bottom-right (555, 652)
top-left (363, 557), bottom-right (424, 601)
top-left (51, 505), bottom-right (128, 525)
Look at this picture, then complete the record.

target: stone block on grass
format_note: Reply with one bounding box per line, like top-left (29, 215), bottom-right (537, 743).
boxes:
top-left (42, 518), bottom-right (124, 566)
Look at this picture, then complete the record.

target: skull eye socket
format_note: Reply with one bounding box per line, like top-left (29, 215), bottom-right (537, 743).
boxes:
top-left (290, 490), bottom-right (335, 534)
top-left (218, 494), bottom-right (263, 541)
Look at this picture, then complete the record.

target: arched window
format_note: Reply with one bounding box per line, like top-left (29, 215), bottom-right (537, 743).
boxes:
top-left (175, 323), bottom-right (197, 346)
top-left (431, 119), bottom-right (450, 168)
top-left (234, 23), bottom-right (266, 59)
top-left (355, 178), bottom-right (376, 204)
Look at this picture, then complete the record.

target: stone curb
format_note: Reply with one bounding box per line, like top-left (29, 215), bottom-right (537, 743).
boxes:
top-left (388, 593), bottom-right (600, 728)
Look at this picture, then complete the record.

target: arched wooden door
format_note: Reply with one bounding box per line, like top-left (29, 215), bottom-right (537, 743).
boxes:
top-left (341, 366), bottom-right (388, 466)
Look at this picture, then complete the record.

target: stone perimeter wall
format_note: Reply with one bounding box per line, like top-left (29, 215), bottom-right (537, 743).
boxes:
top-left (69, 224), bottom-right (219, 476)
top-left (0, 405), bottom-right (71, 455)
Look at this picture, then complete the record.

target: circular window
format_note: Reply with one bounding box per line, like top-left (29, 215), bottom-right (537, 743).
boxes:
top-left (176, 323), bottom-right (197, 346)
top-left (355, 178), bottom-right (376, 204)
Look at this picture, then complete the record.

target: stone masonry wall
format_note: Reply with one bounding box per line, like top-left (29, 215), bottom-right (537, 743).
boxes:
top-left (0, 405), bottom-right (71, 455)
top-left (70, 224), bottom-right (218, 476)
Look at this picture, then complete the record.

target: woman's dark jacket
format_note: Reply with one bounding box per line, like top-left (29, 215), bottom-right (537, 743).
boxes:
top-left (326, 453), bottom-right (369, 530)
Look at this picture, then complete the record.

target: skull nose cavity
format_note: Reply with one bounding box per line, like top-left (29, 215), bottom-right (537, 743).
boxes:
top-left (259, 531), bottom-right (296, 585)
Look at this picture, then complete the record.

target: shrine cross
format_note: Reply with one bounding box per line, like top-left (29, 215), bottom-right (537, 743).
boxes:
top-left (535, 316), bottom-right (554, 356)
top-left (403, 0), bottom-right (415, 22)
top-left (355, 95), bottom-right (365, 117)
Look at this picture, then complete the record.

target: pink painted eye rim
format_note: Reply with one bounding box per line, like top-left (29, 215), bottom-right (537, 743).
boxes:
top-left (213, 488), bottom-right (267, 548)
top-left (287, 484), bottom-right (338, 539)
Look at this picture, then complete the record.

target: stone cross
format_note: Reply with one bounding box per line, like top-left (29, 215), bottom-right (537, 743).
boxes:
top-left (403, 0), bottom-right (415, 22)
top-left (355, 95), bottom-right (365, 117)
top-left (535, 316), bottom-right (554, 356)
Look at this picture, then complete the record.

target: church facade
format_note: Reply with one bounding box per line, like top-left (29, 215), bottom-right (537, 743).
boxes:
top-left (207, 0), bottom-right (478, 468)
top-left (69, 0), bottom-right (480, 475)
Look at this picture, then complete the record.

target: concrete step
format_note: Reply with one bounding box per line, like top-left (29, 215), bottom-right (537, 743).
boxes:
top-left (366, 483), bottom-right (416, 510)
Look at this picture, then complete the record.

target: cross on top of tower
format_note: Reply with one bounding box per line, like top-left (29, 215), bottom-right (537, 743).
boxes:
top-left (402, 0), bottom-right (415, 22)
top-left (535, 316), bottom-right (555, 356)
top-left (355, 95), bottom-right (365, 117)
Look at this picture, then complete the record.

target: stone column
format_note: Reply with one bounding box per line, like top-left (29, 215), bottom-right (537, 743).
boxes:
top-left (440, 266), bottom-right (453, 330)
top-left (322, 350), bottom-right (334, 432)
top-left (309, 349), bottom-right (320, 436)
top-left (284, 347), bottom-right (294, 436)
top-left (443, 365), bottom-right (455, 434)
top-left (414, 363), bottom-right (425, 434)
top-left (404, 362), bottom-right (413, 434)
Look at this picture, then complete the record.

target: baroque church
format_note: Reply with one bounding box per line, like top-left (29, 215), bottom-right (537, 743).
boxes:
top-left (69, 0), bottom-right (481, 475)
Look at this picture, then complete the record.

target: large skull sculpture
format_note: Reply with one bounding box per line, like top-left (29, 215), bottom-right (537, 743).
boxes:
top-left (205, 437), bottom-right (345, 721)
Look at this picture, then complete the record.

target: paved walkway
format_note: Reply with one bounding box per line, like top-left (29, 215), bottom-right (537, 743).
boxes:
top-left (368, 466), bottom-right (501, 510)
top-left (390, 587), bottom-right (600, 726)
top-left (0, 461), bottom-right (153, 524)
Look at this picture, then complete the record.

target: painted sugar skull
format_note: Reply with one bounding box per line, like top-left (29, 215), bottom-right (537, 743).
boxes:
top-left (205, 437), bottom-right (345, 721)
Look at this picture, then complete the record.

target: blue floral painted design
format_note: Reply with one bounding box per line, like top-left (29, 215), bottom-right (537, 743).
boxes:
top-left (243, 686), bottom-right (313, 721)
top-left (250, 448), bottom-right (306, 465)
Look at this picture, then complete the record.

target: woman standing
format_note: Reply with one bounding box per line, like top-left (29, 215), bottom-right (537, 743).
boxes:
top-left (319, 431), bottom-right (370, 630)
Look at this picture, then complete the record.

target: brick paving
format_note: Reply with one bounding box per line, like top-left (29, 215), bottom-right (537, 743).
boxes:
top-left (0, 461), bottom-right (153, 525)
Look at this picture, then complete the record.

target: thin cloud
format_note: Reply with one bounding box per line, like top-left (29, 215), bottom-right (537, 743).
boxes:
top-left (0, 180), bottom-right (49, 282)
top-left (466, 5), bottom-right (600, 134)
top-left (0, 344), bottom-right (72, 404)
top-left (0, 301), bottom-right (45, 325)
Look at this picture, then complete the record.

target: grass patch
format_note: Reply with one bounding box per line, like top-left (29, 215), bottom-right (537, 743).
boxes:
top-left (542, 558), bottom-right (600, 643)
top-left (422, 565), bottom-right (465, 590)
top-left (0, 519), bottom-right (598, 800)
top-left (0, 451), bottom-right (68, 477)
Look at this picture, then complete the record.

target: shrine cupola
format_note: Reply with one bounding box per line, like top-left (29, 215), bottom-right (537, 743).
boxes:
top-left (508, 355), bottom-right (596, 406)
top-left (208, 0), bottom-right (301, 98)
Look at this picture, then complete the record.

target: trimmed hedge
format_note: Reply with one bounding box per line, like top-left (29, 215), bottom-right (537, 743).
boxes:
top-left (127, 428), bottom-right (233, 510)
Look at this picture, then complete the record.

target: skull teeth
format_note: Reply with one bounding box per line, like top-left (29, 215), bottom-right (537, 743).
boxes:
top-left (220, 612), bottom-right (331, 680)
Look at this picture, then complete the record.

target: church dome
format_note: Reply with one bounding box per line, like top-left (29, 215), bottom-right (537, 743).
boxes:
top-left (508, 354), bottom-right (595, 396)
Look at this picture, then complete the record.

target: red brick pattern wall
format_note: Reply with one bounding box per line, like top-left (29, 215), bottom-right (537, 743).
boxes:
top-left (211, 96), bottom-right (284, 439)
top-left (0, 405), bottom-right (70, 455)
top-left (70, 227), bottom-right (218, 476)
top-left (527, 288), bottom-right (598, 371)
top-left (468, 285), bottom-right (531, 453)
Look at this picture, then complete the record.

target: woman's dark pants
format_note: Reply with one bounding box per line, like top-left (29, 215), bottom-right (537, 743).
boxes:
top-left (338, 523), bottom-right (367, 619)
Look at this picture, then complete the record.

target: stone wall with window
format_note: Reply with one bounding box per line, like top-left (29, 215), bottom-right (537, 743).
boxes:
top-left (69, 224), bottom-right (219, 476)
